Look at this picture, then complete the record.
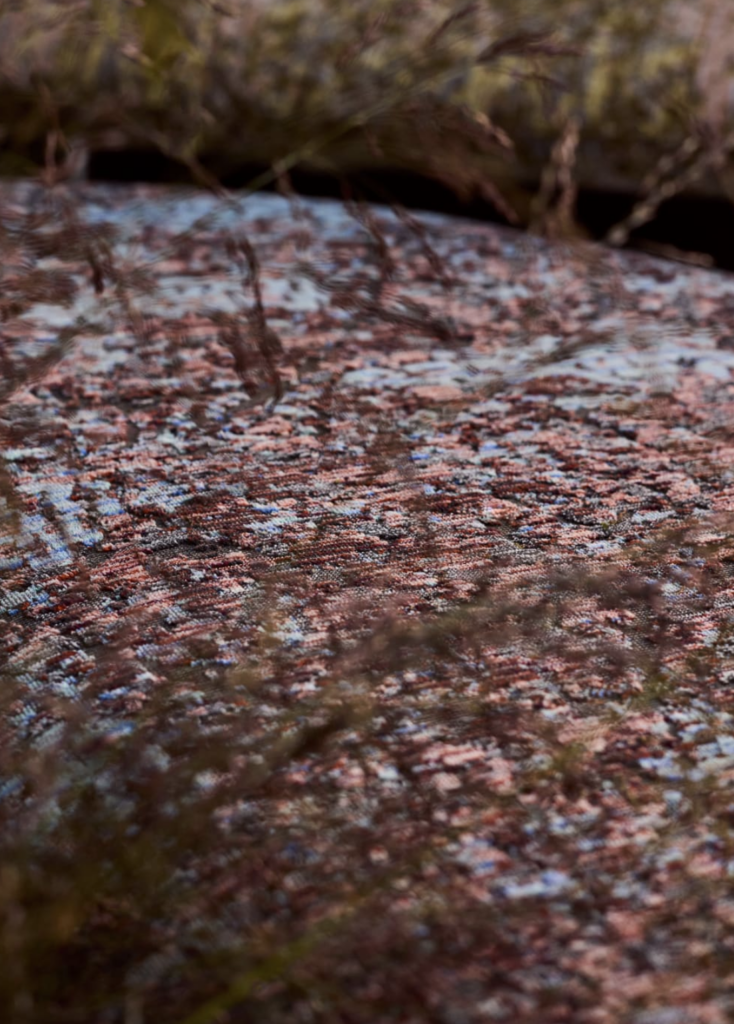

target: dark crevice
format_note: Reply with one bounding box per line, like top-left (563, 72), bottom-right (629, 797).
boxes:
top-left (86, 150), bottom-right (734, 272)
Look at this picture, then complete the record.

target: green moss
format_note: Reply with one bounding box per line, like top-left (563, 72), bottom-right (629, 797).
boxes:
top-left (0, 0), bottom-right (730, 207)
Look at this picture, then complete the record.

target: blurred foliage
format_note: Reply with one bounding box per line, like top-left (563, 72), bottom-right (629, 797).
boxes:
top-left (1, 0), bottom-right (733, 221)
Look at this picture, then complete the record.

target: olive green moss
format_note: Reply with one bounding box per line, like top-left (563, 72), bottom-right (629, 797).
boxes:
top-left (1, 0), bottom-right (732, 219)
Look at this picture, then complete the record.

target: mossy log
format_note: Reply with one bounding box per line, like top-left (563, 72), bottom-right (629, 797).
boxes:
top-left (1, 0), bottom-right (733, 215)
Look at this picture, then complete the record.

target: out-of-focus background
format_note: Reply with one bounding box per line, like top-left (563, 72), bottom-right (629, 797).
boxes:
top-left (2, 0), bottom-right (734, 265)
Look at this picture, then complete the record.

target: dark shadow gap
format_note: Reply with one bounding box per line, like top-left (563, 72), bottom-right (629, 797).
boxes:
top-left (86, 149), bottom-right (734, 272)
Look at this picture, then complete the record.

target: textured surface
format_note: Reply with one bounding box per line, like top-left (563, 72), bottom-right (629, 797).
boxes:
top-left (3, 182), bottom-right (734, 1020)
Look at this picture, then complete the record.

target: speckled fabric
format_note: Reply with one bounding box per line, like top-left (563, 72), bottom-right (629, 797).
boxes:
top-left (3, 182), bottom-right (734, 1020)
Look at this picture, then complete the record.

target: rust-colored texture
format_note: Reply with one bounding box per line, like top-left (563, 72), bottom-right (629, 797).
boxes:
top-left (3, 182), bottom-right (734, 1020)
